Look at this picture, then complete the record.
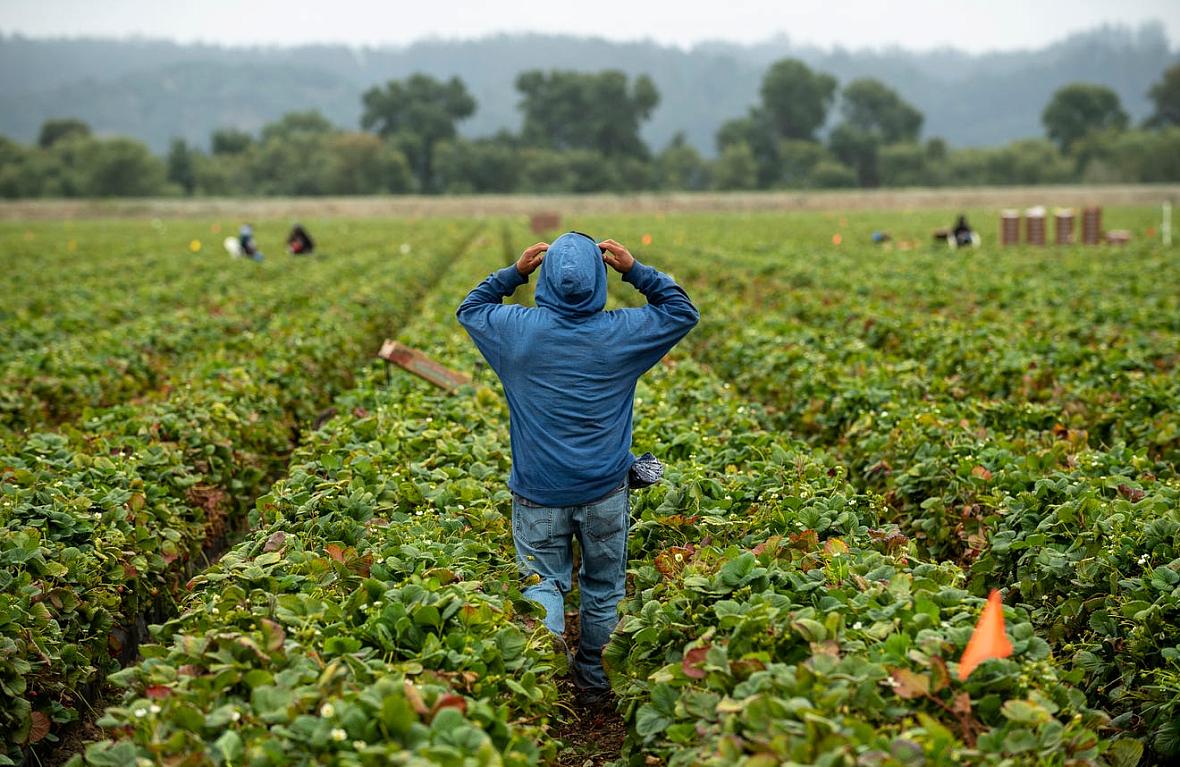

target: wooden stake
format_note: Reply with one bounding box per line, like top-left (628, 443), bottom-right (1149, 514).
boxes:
top-left (377, 340), bottom-right (471, 391)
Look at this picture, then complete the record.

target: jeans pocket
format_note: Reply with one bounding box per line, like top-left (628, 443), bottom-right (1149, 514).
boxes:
top-left (586, 490), bottom-right (627, 543)
top-left (512, 503), bottom-right (552, 548)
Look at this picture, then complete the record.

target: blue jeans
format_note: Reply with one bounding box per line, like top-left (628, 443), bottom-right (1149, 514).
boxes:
top-left (512, 484), bottom-right (629, 691)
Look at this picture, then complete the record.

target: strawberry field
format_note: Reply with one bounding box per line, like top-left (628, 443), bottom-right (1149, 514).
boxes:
top-left (1, 207), bottom-right (1177, 766)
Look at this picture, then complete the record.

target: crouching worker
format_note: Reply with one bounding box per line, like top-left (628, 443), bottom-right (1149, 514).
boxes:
top-left (238, 224), bottom-right (263, 261)
top-left (286, 223), bottom-right (315, 255)
top-left (456, 232), bottom-right (699, 706)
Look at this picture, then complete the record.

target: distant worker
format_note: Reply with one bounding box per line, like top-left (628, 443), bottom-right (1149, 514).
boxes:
top-left (953, 214), bottom-right (980, 248)
top-left (286, 223), bottom-right (315, 255)
top-left (457, 233), bottom-right (699, 709)
top-left (239, 224), bottom-right (263, 261)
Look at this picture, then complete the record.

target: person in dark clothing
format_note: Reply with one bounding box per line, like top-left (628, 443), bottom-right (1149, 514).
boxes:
top-left (953, 215), bottom-right (978, 248)
top-left (286, 223), bottom-right (315, 255)
top-left (238, 224), bottom-right (263, 261)
top-left (456, 232), bottom-right (699, 706)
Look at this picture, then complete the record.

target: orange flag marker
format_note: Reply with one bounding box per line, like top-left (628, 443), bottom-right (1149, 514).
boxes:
top-left (958, 589), bottom-right (1013, 680)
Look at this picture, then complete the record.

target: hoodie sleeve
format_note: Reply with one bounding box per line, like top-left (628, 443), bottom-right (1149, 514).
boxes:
top-left (616, 259), bottom-right (700, 372)
top-left (456, 265), bottom-right (528, 371)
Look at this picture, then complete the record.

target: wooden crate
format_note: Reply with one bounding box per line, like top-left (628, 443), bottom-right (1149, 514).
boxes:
top-left (1025, 207), bottom-right (1046, 246)
top-left (529, 212), bottom-right (561, 235)
top-left (1055, 208), bottom-right (1074, 245)
top-left (1082, 207), bottom-right (1102, 245)
top-left (1000, 210), bottom-right (1020, 246)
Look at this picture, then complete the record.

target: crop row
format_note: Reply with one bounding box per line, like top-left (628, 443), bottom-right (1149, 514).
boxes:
top-left (0, 222), bottom-right (478, 763)
top-left (0, 221), bottom-right (449, 433)
top-left (70, 232), bottom-right (566, 765)
top-left (81, 235), bottom-right (1136, 765)
top-left (604, 218), bottom-right (1179, 760)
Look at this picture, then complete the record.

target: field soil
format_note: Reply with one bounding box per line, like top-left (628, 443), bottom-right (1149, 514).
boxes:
top-left (1, 184), bottom-right (1177, 220)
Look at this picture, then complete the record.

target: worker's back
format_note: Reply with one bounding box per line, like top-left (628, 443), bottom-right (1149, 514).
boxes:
top-left (457, 233), bottom-right (698, 506)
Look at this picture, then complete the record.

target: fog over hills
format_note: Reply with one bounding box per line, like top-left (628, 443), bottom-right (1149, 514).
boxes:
top-left (0, 23), bottom-right (1175, 154)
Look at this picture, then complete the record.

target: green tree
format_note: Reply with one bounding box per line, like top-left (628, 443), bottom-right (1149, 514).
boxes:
top-left (166, 138), bottom-right (197, 195)
top-left (1077, 127), bottom-right (1180, 182)
top-left (827, 79), bottom-right (923, 187)
top-left (0, 138), bottom-right (38, 198)
top-left (323, 132), bottom-right (412, 194)
top-left (713, 59), bottom-right (839, 189)
top-left (1146, 63), bottom-right (1180, 128)
top-left (760, 58), bottom-right (838, 141)
top-left (211, 128), bottom-right (254, 156)
top-left (1042, 83), bottom-right (1128, 152)
top-left (518, 147), bottom-right (624, 193)
top-left (807, 160), bottom-right (858, 188)
top-left (716, 111), bottom-right (780, 188)
top-left (193, 153), bottom-right (253, 195)
top-left (434, 134), bottom-right (520, 193)
top-left (260, 111), bottom-right (334, 142)
top-left (839, 78), bottom-right (923, 143)
top-left (78, 138), bottom-right (171, 197)
top-left (516, 70), bottom-right (659, 159)
top-left (943, 139), bottom-right (1074, 185)
top-left (777, 139), bottom-right (832, 187)
top-left (828, 124), bottom-right (880, 187)
top-left (878, 142), bottom-right (929, 187)
top-left (37, 118), bottom-right (91, 149)
top-left (360, 74), bottom-right (476, 193)
top-left (654, 133), bottom-right (709, 190)
top-left (249, 120), bottom-right (333, 196)
top-left (711, 142), bottom-right (759, 190)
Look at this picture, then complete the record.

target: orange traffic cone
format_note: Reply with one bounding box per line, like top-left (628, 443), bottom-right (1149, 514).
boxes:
top-left (958, 590), bottom-right (1013, 680)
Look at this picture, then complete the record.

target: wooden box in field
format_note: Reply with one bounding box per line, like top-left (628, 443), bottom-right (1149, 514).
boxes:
top-left (1025, 207), bottom-right (1046, 246)
top-left (1082, 207), bottom-right (1102, 245)
top-left (1055, 209), bottom-right (1074, 245)
top-left (530, 212), bottom-right (561, 235)
top-left (1001, 210), bottom-right (1020, 246)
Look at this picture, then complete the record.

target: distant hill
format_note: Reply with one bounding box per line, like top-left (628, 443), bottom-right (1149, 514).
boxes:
top-left (0, 24), bottom-right (1175, 154)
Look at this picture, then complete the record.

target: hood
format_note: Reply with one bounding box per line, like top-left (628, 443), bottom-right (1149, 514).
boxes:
top-left (535, 232), bottom-right (607, 318)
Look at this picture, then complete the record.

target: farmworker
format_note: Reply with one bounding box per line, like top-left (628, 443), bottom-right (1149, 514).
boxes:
top-left (238, 224), bottom-right (263, 261)
top-left (286, 223), bottom-right (315, 255)
top-left (456, 232), bottom-right (699, 707)
top-left (953, 214), bottom-right (979, 248)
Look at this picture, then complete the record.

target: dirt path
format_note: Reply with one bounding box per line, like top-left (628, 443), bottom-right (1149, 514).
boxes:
top-left (2, 184), bottom-right (1176, 221)
top-left (551, 610), bottom-right (627, 766)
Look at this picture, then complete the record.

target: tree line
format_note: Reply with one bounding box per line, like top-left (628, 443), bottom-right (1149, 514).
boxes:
top-left (1, 59), bottom-right (1178, 198)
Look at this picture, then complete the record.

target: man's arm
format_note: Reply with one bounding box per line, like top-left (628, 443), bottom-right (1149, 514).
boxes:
top-left (456, 242), bottom-right (547, 370)
top-left (600, 239), bottom-right (700, 370)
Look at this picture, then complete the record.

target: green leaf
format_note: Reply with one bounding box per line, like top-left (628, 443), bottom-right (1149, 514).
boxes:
top-left (82, 741), bottom-right (139, 767)
top-left (1003, 728), bottom-right (1038, 753)
top-left (791, 618), bottom-right (828, 642)
top-left (890, 668), bottom-right (930, 699)
top-left (381, 692), bottom-right (416, 738)
top-left (214, 730), bottom-right (243, 762)
top-left (1001, 699), bottom-right (1052, 725)
top-left (635, 703), bottom-right (672, 739)
top-left (251, 685), bottom-right (293, 723)
top-left (1105, 739), bottom-right (1145, 767)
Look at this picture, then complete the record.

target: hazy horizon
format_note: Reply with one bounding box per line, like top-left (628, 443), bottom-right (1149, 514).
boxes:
top-left (2, 0), bottom-right (1178, 55)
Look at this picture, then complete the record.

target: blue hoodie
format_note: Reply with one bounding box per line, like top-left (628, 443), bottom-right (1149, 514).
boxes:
top-left (457, 232), bottom-right (699, 507)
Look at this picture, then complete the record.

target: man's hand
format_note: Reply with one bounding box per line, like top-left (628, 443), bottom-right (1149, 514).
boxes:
top-left (516, 242), bottom-right (548, 276)
top-left (598, 239), bottom-right (635, 273)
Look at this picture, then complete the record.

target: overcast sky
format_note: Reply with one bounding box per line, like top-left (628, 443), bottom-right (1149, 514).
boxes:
top-left (1, 0), bottom-right (1177, 53)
